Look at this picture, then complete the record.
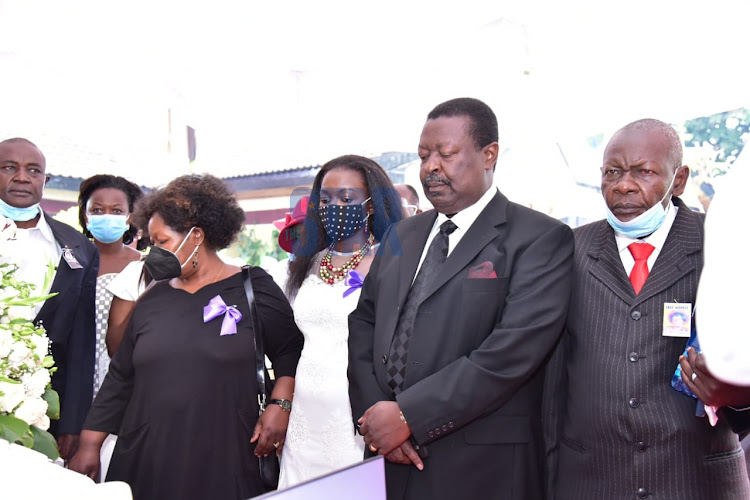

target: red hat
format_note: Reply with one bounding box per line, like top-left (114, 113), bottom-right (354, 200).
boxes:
top-left (274, 196), bottom-right (309, 253)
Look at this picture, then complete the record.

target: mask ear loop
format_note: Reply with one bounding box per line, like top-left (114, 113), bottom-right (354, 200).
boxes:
top-left (362, 197), bottom-right (373, 234)
top-left (191, 230), bottom-right (202, 268)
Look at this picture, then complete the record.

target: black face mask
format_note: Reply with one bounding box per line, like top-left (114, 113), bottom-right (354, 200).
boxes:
top-left (144, 227), bottom-right (197, 281)
top-left (318, 198), bottom-right (370, 245)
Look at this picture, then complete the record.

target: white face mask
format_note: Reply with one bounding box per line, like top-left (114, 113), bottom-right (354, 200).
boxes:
top-left (604, 169), bottom-right (678, 238)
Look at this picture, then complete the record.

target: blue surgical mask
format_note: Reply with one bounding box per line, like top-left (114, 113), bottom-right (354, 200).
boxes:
top-left (0, 197), bottom-right (40, 222)
top-left (87, 214), bottom-right (129, 244)
top-left (605, 170), bottom-right (678, 238)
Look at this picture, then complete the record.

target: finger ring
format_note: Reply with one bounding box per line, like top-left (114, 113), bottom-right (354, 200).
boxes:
top-left (369, 443), bottom-right (378, 452)
top-left (691, 372), bottom-right (698, 381)
top-left (273, 442), bottom-right (280, 448)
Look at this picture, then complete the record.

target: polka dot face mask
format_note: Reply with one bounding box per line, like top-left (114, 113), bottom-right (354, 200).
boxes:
top-left (318, 197), bottom-right (371, 245)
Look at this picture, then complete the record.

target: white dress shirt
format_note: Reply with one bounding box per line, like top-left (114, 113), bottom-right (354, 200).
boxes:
top-left (697, 165), bottom-right (750, 385)
top-left (0, 215), bottom-right (62, 315)
top-left (614, 201), bottom-right (678, 275)
top-left (414, 186), bottom-right (497, 279)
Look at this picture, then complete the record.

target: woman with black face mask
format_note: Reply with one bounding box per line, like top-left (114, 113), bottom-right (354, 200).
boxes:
top-left (69, 174), bottom-right (303, 499)
top-left (279, 155), bottom-right (403, 488)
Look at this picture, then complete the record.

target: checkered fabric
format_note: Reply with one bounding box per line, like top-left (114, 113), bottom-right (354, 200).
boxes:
top-left (386, 220), bottom-right (457, 395)
top-left (93, 273), bottom-right (116, 398)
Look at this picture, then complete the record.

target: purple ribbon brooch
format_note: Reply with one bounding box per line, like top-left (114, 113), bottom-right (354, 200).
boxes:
top-left (203, 295), bottom-right (242, 336)
top-left (343, 270), bottom-right (364, 298)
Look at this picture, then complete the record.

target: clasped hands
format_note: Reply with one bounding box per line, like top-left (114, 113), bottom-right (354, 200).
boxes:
top-left (358, 401), bottom-right (424, 470)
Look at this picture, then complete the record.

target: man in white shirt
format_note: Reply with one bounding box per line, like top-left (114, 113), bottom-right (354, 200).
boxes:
top-left (0, 138), bottom-right (99, 463)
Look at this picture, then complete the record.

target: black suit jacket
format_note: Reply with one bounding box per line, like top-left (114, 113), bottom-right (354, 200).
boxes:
top-left (36, 214), bottom-right (99, 436)
top-left (545, 198), bottom-right (750, 499)
top-left (349, 191), bottom-right (574, 500)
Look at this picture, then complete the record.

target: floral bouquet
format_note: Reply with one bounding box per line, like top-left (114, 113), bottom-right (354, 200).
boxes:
top-left (0, 217), bottom-right (60, 459)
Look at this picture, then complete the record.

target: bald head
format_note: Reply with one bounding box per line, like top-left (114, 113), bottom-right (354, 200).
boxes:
top-left (618, 119), bottom-right (682, 172)
top-left (0, 138), bottom-right (45, 165)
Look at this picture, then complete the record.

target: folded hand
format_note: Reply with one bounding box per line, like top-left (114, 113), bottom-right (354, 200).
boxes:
top-left (358, 401), bottom-right (411, 456)
top-left (385, 440), bottom-right (424, 470)
top-left (251, 405), bottom-right (290, 457)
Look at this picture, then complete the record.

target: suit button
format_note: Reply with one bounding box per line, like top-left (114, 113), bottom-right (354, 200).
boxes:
top-left (629, 398), bottom-right (640, 408)
top-left (636, 487), bottom-right (648, 498)
top-left (435, 428), bottom-right (441, 435)
top-left (441, 425), bottom-right (448, 432)
top-left (631, 310), bottom-right (641, 320)
top-left (382, 354), bottom-right (387, 364)
top-left (428, 431), bottom-right (434, 438)
top-left (636, 441), bottom-right (647, 452)
top-left (448, 422), bottom-right (454, 428)
top-left (629, 352), bottom-right (639, 362)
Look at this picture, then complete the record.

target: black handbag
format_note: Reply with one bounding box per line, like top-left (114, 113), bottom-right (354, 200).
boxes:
top-left (242, 266), bottom-right (280, 490)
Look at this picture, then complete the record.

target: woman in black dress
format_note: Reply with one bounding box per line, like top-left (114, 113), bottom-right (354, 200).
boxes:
top-left (70, 174), bottom-right (303, 499)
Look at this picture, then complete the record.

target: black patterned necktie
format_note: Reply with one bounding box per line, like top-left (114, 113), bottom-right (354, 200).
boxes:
top-left (386, 220), bottom-right (458, 395)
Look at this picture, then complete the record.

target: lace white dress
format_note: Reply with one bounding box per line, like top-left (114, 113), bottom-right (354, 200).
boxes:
top-left (278, 270), bottom-right (366, 488)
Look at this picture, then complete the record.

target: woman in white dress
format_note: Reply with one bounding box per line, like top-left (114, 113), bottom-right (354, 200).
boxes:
top-left (278, 155), bottom-right (403, 487)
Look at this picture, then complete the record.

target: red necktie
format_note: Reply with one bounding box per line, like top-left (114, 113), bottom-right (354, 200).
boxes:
top-left (628, 242), bottom-right (655, 295)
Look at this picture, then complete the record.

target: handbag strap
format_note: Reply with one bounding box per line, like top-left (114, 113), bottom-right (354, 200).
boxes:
top-left (241, 266), bottom-right (267, 414)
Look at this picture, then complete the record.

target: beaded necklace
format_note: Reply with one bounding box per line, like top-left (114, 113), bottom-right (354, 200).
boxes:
top-left (319, 233), bottom-right (374, 284)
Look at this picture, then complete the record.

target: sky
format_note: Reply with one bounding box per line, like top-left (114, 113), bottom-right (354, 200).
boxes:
top-left (1, 0), bottom-right (748, 194)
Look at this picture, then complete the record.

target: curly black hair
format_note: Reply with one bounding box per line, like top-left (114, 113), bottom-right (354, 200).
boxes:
top-left (286, 155), bottom-right (403, 298)
top-left (78, 174), bottom-right (143, 244)
top-left (134, 174), bottom-right (245, 250)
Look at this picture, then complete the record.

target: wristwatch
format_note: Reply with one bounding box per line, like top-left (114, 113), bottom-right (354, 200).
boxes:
top-left (268, 399), bottom-right (292, 412)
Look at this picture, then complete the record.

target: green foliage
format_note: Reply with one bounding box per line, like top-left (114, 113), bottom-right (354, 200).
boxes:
top-left (683, 108), bottom-right (750, 165)
top-left (0, 414), bottom-right (33, 447)
top-left (235, 226), bottom-right (286, 266)
top-left (43, 388), bottom-right (59, 420)
top-left (29, 425), bottom-right (60, 461)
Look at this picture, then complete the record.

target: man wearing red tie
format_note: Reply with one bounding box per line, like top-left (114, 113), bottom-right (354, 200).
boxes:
top-left (545, 119), bottom-right (750, 499)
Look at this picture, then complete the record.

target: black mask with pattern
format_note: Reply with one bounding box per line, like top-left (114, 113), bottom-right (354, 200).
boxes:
top-left (318, 198), bottom-right (370, 245)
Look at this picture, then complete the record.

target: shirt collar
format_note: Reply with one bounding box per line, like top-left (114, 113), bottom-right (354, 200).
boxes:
top-left (434, 186), bottom-right (498, 232)
top-left (25, 211), bottom-right (56, 246)
top-left (615, 200), bottom-right (678, 254)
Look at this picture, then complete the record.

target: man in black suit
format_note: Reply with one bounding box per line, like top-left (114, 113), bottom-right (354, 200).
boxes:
top-left (0, 138), bottom-right (98, 462)
top-left (545, 119), bottom-right (750, 499)
top-left (348, 98), bottom-right (574, 499)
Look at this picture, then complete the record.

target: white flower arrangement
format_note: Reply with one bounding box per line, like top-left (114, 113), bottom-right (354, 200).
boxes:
top-left (0, 217), bottom-right (60, 460)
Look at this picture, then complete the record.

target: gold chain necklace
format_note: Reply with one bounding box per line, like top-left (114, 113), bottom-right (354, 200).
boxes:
top-left (213, 263), bottom-right (225, 283)
top-left (319, 234), bottom-right (374, 285)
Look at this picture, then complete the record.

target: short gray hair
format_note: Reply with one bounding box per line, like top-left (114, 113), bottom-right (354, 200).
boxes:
top-left (621, 118), bottom-right (683, 170)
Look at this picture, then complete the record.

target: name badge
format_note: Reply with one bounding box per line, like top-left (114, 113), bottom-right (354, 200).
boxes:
top-left (663, 302), bottom-right (691, 337)
top-left (62, 247), bottom-right (83, 270)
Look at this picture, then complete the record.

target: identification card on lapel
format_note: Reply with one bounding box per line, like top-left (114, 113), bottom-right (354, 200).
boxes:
top-left (663, 302), bottom-right (692, 337)
top-left (62, 247), bottom-right (83, 269)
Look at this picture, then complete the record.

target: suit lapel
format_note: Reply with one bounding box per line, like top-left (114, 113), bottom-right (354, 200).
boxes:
top-left (34, 215), bottom-right (81, 322)
top-left (633, 199), bottom-right (702, 306)
top-left (586, 222), bottom-right (636, 305)
top-left (418, 192), bottom-right (506, 305)
top-left (586, 198), bottom-right (702, 307)
top-left (376, 213), bottom-right (438, 360)
top-left (396, 212), bottom-right (438, 308)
